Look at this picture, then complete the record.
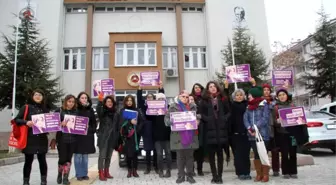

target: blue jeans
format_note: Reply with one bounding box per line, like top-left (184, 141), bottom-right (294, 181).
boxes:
top-left (74, 154), bottom-right (88, 178)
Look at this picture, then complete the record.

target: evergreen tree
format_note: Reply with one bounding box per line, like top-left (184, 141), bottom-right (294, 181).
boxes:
top-left (216, 24), bottom-right (270, 95)
top-left (303, 10), bottom-right (336, 102)
top-left (0, 13), bottom-right (63, 111)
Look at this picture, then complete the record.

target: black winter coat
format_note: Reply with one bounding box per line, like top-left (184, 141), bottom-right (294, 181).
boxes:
top-left (115, 107), bottom-right (144, 157)
top-left (14, 103), bottom-right (49, 154)
top-left (191, 94), bottom-right (205, 146)
top-left (74, 104), bottom-right (97, 154)
top-left (96, 101), bottom-right (117, 149)
top-left (199, 96), bottom-right (231, 146)
top-left (229, 100), bottom-right (248, 135)
top-left (137, 88), bottom-right (168, 150)
top-left (55, 108), bottom-right (77, 144)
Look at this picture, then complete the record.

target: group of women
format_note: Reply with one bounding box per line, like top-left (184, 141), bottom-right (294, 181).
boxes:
top-left (14, 77), bottom-right (308, 185)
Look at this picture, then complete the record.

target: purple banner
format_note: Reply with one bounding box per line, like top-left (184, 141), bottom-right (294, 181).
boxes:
top-left (272, 70), bottom-right (294, 86)
top-left (32, 113), bottom-right (61, 134)
top-left (278, 106), bottom-right (307, 127)
top-left (140, 71), bottom-right (160, 86)
top-left (62, 115), bottom-right (89, 135)
top-left (146, 100), bottom-right (167, 115)
top-left (93, 78), bottom-right (115, 97)
top-left (170, 111), bottom-right (197, 131)
top-left (225, 64), bottom-right (251, 83)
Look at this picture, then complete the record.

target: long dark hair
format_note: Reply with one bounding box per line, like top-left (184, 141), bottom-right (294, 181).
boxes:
top-left (77, 92), bottom-right (92, 109)
top-left (62, 94), bottom-right (77, 110)
top-left (29, 89), bottom-right (48, 111)
top-left (123, 94), bottom-right (136, 109)
top-left (190, 83), bottom-right (204, 97)
top-left (103, 95), bottom-right (117, 112)
top-left (202, 81), bottom-right (224, 100)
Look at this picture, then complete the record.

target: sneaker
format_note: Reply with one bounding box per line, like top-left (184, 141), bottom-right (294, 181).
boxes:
top-left (164, 170), bottom-right (171, 178)
top-left (197, 170), bottom-right (204, 176)
top-left (290, 174), bottom-right (298, 179)
top-left (144, 168), bottom-right (150, 175)
top-left (211, 177), bottom-right (217, 184)
top-left (216, 176), bottom-right (223, 184)
top-left (176, 176), bottom-right (185, 184)
top-left (238, 175), bottom-right (245, 180)
top-left (158, 170), bottom-right (164, 178)
top-left (76, 177), bottom-right (83, 181)
top-left (244, 175), bottom-right (252, 180)
top-left (186, 176), bottom-right (196, 184)
top-left (283, 174), bottom-right (290, 179)
top-left (273, 171), bottom-right (280, 177)
top-left (83, 176), bottom-right (89, 180)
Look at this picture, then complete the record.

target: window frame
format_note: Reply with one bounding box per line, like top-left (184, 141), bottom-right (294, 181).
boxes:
top-left (183, 47), bottom-right (207, 69)
top-left (63, 48), bottom-right (86, 71)
top-left (92, 47), bottom-right (109, 70)
top-left (66, 7), bottom-right (88, 14)
top-left (162, 46), bottom-right (178, 69)
top-left (115, 43), bottom-right (157, 67)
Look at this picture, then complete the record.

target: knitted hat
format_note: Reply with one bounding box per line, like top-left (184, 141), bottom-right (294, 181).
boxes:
top-left (276, 88), bottom-right (289, 97)
top-left (248, 86), bottom-right (263, 98)
top-left (262, 84), bottom-right (272, 92)
top-left (156, 93), bottom-right (166, 100)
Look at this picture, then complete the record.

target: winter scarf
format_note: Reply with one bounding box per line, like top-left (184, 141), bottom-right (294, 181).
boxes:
top-left (177, 99), bottom-right (194, 148)
top-left (247, 97), bottom-right (264, 110)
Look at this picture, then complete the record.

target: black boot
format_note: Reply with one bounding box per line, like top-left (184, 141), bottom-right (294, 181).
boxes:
top-left (63, 173), bottom-right (70, 185)
top-left (41, 176), bottom-right (47, 185)
top-left (57, 165), bottom-right (63, 184)
top-left (144, 166), bottom-right (151, 174)
top-left (164, 170), bottom-right (171, 178)
top-left (23, 178), bottom-right (30, 185)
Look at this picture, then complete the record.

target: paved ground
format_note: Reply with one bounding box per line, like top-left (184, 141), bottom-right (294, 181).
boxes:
top-left (0, 149), bottom-right (335, 185)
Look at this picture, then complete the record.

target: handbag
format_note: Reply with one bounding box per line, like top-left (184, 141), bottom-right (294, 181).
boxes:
top-left (8, 105), bottom-right (29, 149)
top-left (253, 124), bottom-right (271, 166)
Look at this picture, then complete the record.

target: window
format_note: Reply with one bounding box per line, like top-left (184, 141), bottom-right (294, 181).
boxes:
top-left (66, 7), bottom-right (87, 13)
top-left (63, 48), bottom-right (86, 70)
top-left (93, 48), bottom-right (109, 70)
top-left (115, 43), bottom-right (156, 67)
top-left (162, 47), bottom-right (177, 69)
top-left (91, 6), bottom-right (174, 13)
top-left (330, 106), bottom-right (336, 115)
top-left (183, 47), bottom-right (206, 69)
top-left (182, 6), bottom-right (203, 12)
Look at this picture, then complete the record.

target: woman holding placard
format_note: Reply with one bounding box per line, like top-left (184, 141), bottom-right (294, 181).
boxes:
top-left (96, 93), bottom-right (118, 181)
top-left (243, 87), bottom-right (270, 182)
top-left (164, 90), bottom-right (200, 184)
top-left (115, 95), bottom-right (145, 178)
top-left (273, 88), bottom-right (308, 179)
top-left (14, 89), bottom-right (49, 185)
top-left (189, 83), bottom-right (205, 176)
top-left (198, 81), bottom-right (230, 184)
top-left (136, 82), bottom-right (165, 175)
top-left (74, 92), bottom-right (97, 181)
top-left (55, 94), bottom-right (78, 185)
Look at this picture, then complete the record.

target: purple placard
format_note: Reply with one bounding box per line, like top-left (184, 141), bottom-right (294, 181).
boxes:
top-left (146, 100), bottom-right (167, 115)
top-left (170, 111), bottom-right (198, 131)
top-left (278, 106), bottom-right (307, 127)
top-left (62, 115), bottom-right (89, 135)
top-left (225, 64), bottom-right (251, 83)
top-left (140, 71), bottom-right (160, 86)
top-left (32, 113), bottom-right (61, 134)
top-left (93, 78), bottom-right (115, 97)
top-left (272, 70), bottom-right (294, 86)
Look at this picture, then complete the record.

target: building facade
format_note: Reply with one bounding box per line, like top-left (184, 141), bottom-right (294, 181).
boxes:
top-left (0, 0), bottom-right (271, 139)
top-left (277, 18), bottom-right (336, 110)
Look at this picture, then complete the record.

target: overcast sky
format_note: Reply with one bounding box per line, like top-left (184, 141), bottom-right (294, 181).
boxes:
top-left (265, 0), bottom-right (336, 50)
